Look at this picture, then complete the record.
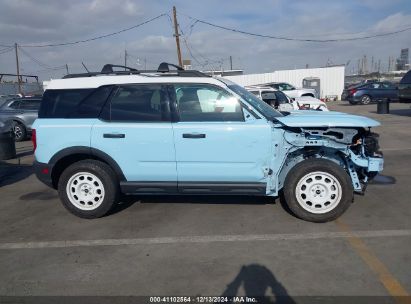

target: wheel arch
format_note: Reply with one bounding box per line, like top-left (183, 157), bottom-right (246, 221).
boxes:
top-left (301, 93), bottom-right (315, 97)
top-left (277, 147), bottom-right (347, 192)
top-left (49, 146), bottom-right (126, 189)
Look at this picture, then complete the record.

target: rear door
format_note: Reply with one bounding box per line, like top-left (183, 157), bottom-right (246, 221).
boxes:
top-left (91, 84), bottom-right (177, 193)
top-left (364, 83), bottom-right (383, 100)
top-left (169, 83), bottom-right (272, 194)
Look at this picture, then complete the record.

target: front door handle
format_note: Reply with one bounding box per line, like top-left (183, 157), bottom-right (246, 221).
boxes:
top-left (103, 133), bottom-right (125, 139)
top-left (182, 133), bottom-right (206, 139)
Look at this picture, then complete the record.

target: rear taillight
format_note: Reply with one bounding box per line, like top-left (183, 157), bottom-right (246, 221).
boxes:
top-left (31, 129), bottom-right (37, 152)
top-left (350, 88), bottom-right (357, 95)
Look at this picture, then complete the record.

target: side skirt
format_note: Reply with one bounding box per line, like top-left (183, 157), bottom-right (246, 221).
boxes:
top-left (120, 181), bottom-right (266, 195)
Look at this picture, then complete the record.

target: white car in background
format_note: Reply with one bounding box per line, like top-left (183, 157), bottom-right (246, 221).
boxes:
top-left (245, 86), bottom-right (328, 111)
top-left (259, 82), bottom-right (318, 99)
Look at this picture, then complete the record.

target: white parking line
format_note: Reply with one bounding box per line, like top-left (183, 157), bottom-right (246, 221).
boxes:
top-left (0, 229), bottom-right (410, 250)
top-left (382, 147), bottom-right (411, 151)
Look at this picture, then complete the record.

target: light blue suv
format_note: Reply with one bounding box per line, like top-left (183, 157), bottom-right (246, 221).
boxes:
top-left (32, 63), bottom-right (384, 222)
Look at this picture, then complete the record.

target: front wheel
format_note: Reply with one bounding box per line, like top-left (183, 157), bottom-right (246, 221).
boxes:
top-left (283, 159), bottom-right (353, 222)
top-left (58, 160), bottom-right (119, 218)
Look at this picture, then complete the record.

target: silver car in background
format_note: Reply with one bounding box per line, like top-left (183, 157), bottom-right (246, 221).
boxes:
top-left (0, 97), bottom-right (41, 141)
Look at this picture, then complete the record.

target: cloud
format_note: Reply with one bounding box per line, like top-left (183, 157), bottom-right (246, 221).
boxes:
top-left (0, 0), bottom-right (410, 80)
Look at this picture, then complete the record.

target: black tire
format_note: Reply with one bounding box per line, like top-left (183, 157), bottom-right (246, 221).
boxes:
top-left (57, 159), bottom-right (119, 219)
top-left (13, 122), bottom-right (26, 142)
top-left (283, 159), bottom-right (353, 223)
top-left (360, 95), bottom-right (372, 105)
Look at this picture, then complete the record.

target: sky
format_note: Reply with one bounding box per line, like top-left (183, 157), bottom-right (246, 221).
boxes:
top-left (0, 0), bottom-right (410, 80)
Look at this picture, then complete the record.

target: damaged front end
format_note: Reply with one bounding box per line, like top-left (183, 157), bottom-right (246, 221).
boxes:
top-left (346, 129), bottom-right (383, 193)
top-left (282, 126), bottom-right (384, 194)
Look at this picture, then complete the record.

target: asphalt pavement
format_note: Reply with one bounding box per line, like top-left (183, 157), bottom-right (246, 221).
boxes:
top-left (0, 101), bottom-right (410, 303)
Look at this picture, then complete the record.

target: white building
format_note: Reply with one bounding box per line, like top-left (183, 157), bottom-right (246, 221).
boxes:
top-left (224, 66), bottom-right (345, 99)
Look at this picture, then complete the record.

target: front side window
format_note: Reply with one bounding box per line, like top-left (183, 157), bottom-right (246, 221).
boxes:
top-left (105, 84), bottom-right (166, 122)
top-left (8, 100), bottom-right (21, 109)
top-left (174, 84), bottom-right (243, 122)
top-left (19, 99), bottom-right (41, 110)
top-left (279, 83), bottom-right (295, 91)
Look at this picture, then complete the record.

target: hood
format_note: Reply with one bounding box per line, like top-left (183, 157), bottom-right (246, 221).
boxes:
top-left (276, 111), bottom-right (380, 128)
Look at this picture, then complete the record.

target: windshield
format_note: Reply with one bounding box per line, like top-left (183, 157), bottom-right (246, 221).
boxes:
top-left (228, 84), bottom-right (283, 119)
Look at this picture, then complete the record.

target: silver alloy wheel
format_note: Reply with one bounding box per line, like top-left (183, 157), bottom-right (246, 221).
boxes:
top-left (14, 125), bottom-right (23, 140)
top-left (66, 172), bottom-right (105, 210)
top-left (361, 95), bottom-right (371, 104)
top-left (295, 171), bottom-right (342, 214)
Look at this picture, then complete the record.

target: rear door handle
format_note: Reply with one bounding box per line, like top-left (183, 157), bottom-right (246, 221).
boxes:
top-left (182, 133), bottom-right (206, 139)
top-left (103, 133), bottom-right (125, 139)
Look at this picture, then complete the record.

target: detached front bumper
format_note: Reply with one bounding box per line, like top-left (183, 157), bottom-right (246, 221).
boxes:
top-left (347, 150), bottom-right (384, 193)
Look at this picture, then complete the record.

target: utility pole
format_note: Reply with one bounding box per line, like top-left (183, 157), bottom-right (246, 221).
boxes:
top-left (229, 56), bottom-right (233, 70)
top-left (172, 6), bottom-right (183, 67)
top-left (124, 49), bottom-right (127, 70)
top-left (65, 64), bottom-right (69, 75)
top-left (14, 43), bottom-right (22, 95)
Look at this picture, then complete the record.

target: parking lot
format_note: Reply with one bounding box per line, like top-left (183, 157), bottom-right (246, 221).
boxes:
top-left (0, 101), bottom-right (410, 301)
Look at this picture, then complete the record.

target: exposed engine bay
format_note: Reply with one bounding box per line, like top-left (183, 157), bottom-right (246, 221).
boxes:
top-left (302, 127), bottom-right (382, 157)
top-left (280, 126), bottom-right (384, 194)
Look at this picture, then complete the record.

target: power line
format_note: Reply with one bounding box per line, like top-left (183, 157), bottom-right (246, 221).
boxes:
top-left (0, 46), bottom-right (13, 55)
top-left (18, 46), bottom-right (66, 70)
top-left (1, 14), bottom-right (168, 48)
top-left (184, 15), bottom-right (411, 42)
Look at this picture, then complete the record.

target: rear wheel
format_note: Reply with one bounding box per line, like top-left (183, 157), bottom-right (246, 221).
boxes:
top-left (360, 95), bottom-right (371, 105)
top-left (58, 160), bottom-right (119, 218)
top-left (283, 159), bottom-right (353, 222)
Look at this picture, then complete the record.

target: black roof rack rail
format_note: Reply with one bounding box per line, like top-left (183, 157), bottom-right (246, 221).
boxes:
top-left (157, 62), bottom-right (184, 72)
top-left (101, 64), bottom-right (138, 73)
top-left (63, 62), bottom-right (210, 79)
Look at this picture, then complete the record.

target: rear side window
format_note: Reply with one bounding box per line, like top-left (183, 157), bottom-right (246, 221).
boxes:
top-left (101, 84), bottom-right (167, 122)
top-left (39, 89), bottom-right (93, 118)
top-left (68, 86), bottom-right (113, 118)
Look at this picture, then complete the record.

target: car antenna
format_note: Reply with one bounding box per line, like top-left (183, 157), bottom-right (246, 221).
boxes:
top-left (81, 62), bottom-right (90, 73)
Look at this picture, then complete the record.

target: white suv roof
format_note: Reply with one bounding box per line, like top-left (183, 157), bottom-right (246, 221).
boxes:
top-left (46, 63), bottom-right (227, 90)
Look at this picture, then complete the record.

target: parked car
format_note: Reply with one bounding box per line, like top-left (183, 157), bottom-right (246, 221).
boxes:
top-left (245, 86), bottom-right (328, 111)
top-left (345, 82), bottom-right (399, 105)
top-left (33, 63), bottom-right (383, 223)
top-left (0, 97), bottom-right (41, 141)
top-left (258, 82), bottom-right (318, 99)
top-left (399, 70), bottom-right (411, 103)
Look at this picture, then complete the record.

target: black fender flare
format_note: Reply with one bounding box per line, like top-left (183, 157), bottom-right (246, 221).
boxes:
top-left (48, 146), bottom-right (126, 181)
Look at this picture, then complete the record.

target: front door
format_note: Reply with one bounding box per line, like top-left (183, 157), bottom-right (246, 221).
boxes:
top-left (91, 84), bottom-right (177, 193)
top-left (169, 83), bottom-right (272, 194)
